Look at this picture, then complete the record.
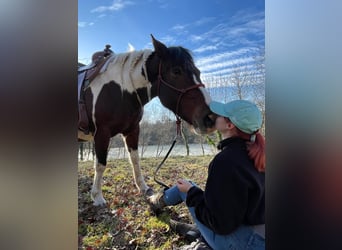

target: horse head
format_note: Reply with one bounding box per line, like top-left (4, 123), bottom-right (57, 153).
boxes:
top-left (147, 35), bottom-right (216, 134)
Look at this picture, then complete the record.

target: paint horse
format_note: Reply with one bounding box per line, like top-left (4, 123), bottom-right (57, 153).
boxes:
top-left (78, 35), bottom-right (216, 206)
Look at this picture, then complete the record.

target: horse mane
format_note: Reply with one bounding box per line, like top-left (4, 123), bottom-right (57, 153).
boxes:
top-left (99, 50), bottom-right (153, 93)
top-left (167, 46), bottom-right (195, 71)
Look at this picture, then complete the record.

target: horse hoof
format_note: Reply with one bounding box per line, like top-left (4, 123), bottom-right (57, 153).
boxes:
top-left (144, 187), bottom-right (154, 197)
top-left (92, 196), bottom-right (107, 206)
top-left (93, 201), bottom-right (107, 207)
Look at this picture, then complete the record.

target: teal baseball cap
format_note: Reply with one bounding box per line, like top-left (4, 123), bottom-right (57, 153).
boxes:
top-left (209, 100), bottom-right (262, 134)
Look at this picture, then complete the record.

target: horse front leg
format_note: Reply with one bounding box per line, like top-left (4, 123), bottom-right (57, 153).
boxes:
top-left (91, 127), bottom-right (110, 206)
top-left (124, 128), bottom-right (153, 196)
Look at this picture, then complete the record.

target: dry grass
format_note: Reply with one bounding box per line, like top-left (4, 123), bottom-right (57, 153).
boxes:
top-left (78, 155), bottom-right (212, 250)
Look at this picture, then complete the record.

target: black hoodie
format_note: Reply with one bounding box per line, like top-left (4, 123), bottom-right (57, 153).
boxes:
top-left (186, 137), bottom-right (265, 235)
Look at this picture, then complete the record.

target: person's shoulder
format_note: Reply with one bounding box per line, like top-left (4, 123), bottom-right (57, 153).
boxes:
top-left (213, 149), bottom-right (235, 162)
top-left (210, 150), bottom-right (237, 174)
top-left (216, 141), bottom-right (245, 161)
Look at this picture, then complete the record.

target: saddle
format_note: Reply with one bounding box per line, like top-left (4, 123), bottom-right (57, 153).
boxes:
top-left (78, 44), bottom-right (114, 89)
top-left (78, 45), bottom-right (114, 134)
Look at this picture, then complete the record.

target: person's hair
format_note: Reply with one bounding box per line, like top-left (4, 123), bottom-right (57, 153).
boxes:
top-left (225, 118), bottom-right (265, 172)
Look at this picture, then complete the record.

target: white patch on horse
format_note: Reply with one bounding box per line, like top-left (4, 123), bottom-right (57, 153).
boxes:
top-left (193, 74), bottom-right (201, 85)
top-left (94, 50), bottom-right (152, 93)
top-left (200, 87), bottom-right (212, 105)
top-left (91, 162), bottom-right (107, 205)
top-left (127, 149), bottom-right (149, 193)
top-left (193, 74), bottom-right (212, 105)
top-left (89, 50), bottom-right (153, 125)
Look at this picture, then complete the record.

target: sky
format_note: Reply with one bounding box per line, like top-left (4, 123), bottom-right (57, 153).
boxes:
top-left (78, 0), bottom-right (264, 82)
top-left (78, 0), bottom-right (265, 121)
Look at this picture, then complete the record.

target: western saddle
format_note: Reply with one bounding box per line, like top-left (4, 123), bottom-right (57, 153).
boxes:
top-left (78, 44), bottom-right (114, 88)
top-left (78, 45), bottom-right (114, 134)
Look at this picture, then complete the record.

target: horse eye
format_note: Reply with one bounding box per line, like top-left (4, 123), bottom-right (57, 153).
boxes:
top-left (172, 67), bottom-right (182, 75)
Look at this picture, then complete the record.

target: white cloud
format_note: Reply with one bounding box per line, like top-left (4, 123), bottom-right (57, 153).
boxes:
top-left (169, 17), bottom-right (215, 40)
top-left (160, 35), bottom-right (177, 45)
top-left (159, 3), bottom-right (169, 9)
top-left (198, 56), bottom-right (255, 73)
top-left (194, 17), bottom-right (216, 26)
top-left (196, 48), bottom-right (257, 68)
top-left (230, 9), bottom-right (264, 26)
top-left (195, 46), bottom-right (263, 82)
top-left (78, 21), bottom-right (94, 28)
top-left (201, 64), bottom-right (264, 88)
top-left (91, 0), bottom-right (134, 13)
top-left (190, 35), bottom-right (204, 42)
top-left (224, 10), bottom-right (265, 39)
top-left (78, 22), bottom-right (87, 28)
top-left (156, 0), bottom-right (169, 9)
top-left (187, 9), bottom-right (264, 49)
top-left (193, 45), bottom-right (217, 53)
top-left (170, 9), bottom-right (265, 80)
top-left (203, 62), bottom-right (256, 76)
top-left (171, 24), bottom-right (186, 31)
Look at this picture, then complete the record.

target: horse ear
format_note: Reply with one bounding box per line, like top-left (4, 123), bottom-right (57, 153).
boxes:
top-left (151, 34), bottom-right (168, 59)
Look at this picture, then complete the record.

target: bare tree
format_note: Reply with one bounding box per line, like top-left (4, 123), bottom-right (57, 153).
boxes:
top-left (230, 63), bottom-right (253, 100)
top-left (203, 74), bottom-right (231, 103)
top-left (250, 47), bottom-right (265, 135)
top-left (79, 142), bottom-right (84, 161)
top-left (139, 121), bottom-right (149, 158)
top-left (199, 136), bottom-right (205, 156)
top-left (181, 122), bottom-right (190, 156)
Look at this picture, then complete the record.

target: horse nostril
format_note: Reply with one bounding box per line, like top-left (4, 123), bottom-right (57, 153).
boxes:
top-left (204, 115), bottom-right (215, 128)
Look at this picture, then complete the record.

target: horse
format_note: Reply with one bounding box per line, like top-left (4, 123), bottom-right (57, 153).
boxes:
top-left (78, 35), bottom-right (216, 206)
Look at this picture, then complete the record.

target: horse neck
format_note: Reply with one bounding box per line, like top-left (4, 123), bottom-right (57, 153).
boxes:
top-left (145, 52), bottom-right (160, 100)
top-left (107, 50), bottom-right (155, 106)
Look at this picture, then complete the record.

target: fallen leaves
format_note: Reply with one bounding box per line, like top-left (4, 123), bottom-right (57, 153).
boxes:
top-left (78, 156), bottom-right (211, 249)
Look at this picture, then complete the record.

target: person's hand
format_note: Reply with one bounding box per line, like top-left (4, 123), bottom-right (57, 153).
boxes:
top-left (176, 179), bottom-right (194, 193)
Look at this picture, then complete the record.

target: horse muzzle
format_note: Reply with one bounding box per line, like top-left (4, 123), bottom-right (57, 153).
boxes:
top-left (192, 112), bottom-right (217, 135)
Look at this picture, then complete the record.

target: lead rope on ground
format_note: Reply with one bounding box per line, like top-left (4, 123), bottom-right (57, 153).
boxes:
top-left (153, 116), bottom-right (182, 190)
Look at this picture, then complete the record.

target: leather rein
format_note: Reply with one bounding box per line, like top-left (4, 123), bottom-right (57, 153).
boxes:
top-left (153, 62), bottom-right (204, 189)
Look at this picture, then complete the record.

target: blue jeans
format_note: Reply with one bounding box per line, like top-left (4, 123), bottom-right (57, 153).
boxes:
top-left (163, 184), bottom-right (265, 250)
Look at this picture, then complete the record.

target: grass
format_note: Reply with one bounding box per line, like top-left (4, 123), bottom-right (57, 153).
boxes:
top-left (78, 155), bottom-right (213, 249)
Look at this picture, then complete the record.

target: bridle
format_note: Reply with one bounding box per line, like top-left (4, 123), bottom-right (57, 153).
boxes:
top-left (157, 62), bottom-right (205, 122)
top-left (153, 62), bottom-right (205, 189)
